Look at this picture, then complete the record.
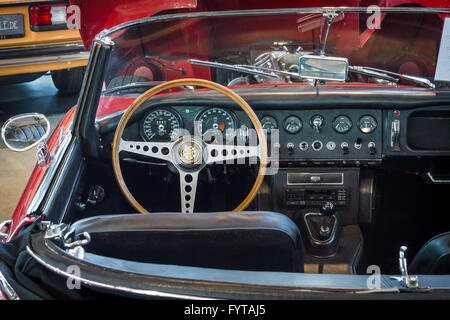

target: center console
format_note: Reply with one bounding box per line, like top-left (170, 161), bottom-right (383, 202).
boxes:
top-left (269, 167), bottom-right (364, 274)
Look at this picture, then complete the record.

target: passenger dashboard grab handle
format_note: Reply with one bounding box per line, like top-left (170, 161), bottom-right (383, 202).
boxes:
top-left (390, 119), bottom-right (401, 151)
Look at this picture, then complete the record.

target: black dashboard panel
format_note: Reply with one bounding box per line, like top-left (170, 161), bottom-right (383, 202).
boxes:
top-left (96, 86), bottom-right (450, 163)
top-left (254, 109), bottom-right (382, 162)
top-left (118, 106), bottom-right (383, 163)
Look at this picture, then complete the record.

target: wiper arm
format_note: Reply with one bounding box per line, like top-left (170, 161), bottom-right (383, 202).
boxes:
top-left (348, 66), bottom-right (398, 83)
top-left (349, 66), bottom-right (435, 89)
top-left (236, 64), bottom-right (302, 79)
top-left (188, 59), bottom-right (279, 79)
top-left (102, 81), bottom-right (163, 96)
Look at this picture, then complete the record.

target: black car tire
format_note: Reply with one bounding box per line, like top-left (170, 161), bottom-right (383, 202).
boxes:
top-left (51, 66), bottom-right (86, 94)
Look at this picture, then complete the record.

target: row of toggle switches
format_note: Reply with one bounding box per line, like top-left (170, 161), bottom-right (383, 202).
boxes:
top-left (281, 139), bottom-right (376, 155)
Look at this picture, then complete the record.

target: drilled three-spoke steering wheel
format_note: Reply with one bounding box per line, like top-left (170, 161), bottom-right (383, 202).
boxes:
top-left (112, 79), bottom-right (268, 213)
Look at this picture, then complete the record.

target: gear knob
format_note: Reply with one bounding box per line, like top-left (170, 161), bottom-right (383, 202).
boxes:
top-left (320, 201), bottom-right (336, 216)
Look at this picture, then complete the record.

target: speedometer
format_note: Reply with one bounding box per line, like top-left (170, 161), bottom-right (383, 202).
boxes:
top-left (141, 108), bottom-right (182, 142)
top-left (195, 107), bottom-right (237, 141)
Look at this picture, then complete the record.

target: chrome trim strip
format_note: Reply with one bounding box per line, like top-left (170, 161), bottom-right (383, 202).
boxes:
top-left (426, 172), bottom-right (450, 184)
top-left (25, 245), bottom-right (212, 300)
top-left (72, 34), bottom-right (113, 142)
top-left (0, 42), bottom-right (85, 56)
top-left (287, 172), bottom-right (344, 185)
top-left (0, 52), bottom-right (89, 68)
top-left (0, 270), bottom-right (19, 300)
top-left (26, 130), bottom-right (73, 215)
top-left (99, 7), bottom-right (450, 41)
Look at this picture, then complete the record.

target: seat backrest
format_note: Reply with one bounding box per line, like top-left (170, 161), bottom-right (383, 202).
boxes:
top-left (409, 232), bottom-right (450, 274)
top-left (72, 211), bottom-right (304, 273)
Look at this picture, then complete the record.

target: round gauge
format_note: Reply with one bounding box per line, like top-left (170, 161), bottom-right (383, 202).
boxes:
top-left (283, 116), bottom-right (302, 134)
top-left (260, 115), bottom-right (278, 134)
top-left (195, 107), bottom-right (237, 141)
top-left (141, 108), bottom-right (182, 142)
top-left (358, 115), bottom-right (377, 134)
top-left (333, 115), bottom-right (353, 134)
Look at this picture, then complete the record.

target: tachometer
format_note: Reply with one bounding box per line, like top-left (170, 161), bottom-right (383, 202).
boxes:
top-left (141, 108), bottom-right (182, 142)
top-left (195, 107), bottom-right (237, 141)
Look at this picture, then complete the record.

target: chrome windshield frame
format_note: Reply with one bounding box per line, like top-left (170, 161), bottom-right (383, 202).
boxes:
top-left (99, 7), bottom-right (450, 42)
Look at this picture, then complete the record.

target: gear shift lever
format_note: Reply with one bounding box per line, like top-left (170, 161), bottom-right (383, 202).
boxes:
top-left (318, 201), bottom-right (336, 239)
top-left (303, 200), bottom-right (340, 257)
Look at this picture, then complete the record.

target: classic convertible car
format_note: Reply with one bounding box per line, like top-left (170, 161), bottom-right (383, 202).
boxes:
top-left (0, 2), bottom-right (450, 299)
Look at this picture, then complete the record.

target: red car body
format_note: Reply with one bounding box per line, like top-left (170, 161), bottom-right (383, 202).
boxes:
top-left (3, 0), bottom-right (449, 243)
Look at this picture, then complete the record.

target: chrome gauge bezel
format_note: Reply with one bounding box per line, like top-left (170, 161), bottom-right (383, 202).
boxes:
top-left (283, 115), bottom-right (303, 134)
top-left (140, 107), bottom-right (183, 142)
top-left (194, 107), bottom-right (239, 140)
top-left (260, 115), bottom-right (278, 134)
top-left (358, 115), bottom-right (378, 134)
top-left (332, 115), bottom-right (353, 134)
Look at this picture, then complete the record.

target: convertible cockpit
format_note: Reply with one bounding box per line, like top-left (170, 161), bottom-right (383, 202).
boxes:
top-left (60, 81), bottom-right (448, 278)
top-left (2, 7), bottom-right (450, 299)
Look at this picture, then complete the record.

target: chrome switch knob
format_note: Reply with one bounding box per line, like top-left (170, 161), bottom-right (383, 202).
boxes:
top-left (287, 142), bottom-right (295, 155)
top-left (320, 201), bottom-right (336, 216)
top-left (310, 115), bottom-right (324, 132)
top-left (368, 142), bottom-right (376, 155)
top-left (341, 142), bottom-right (349, 154)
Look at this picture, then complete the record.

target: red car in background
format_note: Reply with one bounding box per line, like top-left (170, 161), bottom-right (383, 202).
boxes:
top-left (0, 0), bottom-right (449, 300)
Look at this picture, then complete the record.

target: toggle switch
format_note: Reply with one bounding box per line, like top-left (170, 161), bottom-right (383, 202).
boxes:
top-left (341, 142), bottom-right (349, 154)
top-left (287, 142), bottom-right (295, 155)
top-left (354, 138), bottom-right (362, 150)
top-left (368, 142), bottom-right (376, 155)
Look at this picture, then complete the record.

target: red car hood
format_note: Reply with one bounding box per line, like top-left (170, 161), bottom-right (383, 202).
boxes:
top-left (71, 0), bottom-right (444, 50)
top-left (70, 0), bottom-right (198, 50)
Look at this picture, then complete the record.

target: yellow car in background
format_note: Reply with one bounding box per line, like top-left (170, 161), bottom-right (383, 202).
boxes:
top-left (0, 0), bottom-right (88, 94)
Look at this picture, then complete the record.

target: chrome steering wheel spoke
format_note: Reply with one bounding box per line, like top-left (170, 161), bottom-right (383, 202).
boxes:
top-left (178, 170), bottom-right (199, 213)
top-left (119, 139), bottom-right (173, 162)
top-left (205, 144), bottom-right (260, 165)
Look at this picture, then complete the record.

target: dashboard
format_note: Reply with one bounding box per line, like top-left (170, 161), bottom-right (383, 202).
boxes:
top-left (97, 85), bottom-right (450, 167)
top-left (121, 106), bottom-right (383, 165)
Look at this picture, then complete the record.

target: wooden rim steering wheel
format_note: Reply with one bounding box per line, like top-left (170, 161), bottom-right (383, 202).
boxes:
top-left (112, 78), bottom-right (268, 213)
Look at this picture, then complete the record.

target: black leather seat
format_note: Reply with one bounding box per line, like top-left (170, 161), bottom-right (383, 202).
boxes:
top-left (71, 211), bottom-right (304, 272)
top-left (409, 232), bottom-right (450, 274)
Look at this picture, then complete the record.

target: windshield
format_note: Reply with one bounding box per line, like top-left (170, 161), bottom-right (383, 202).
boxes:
top-left (97, 8), bottom-right (448, 117)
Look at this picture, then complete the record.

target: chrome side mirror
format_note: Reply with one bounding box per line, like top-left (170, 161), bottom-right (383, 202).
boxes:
top-left (1, 113), bottom-right (50, 152)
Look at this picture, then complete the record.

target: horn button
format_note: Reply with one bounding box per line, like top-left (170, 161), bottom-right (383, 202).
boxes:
top-left (174, 138), bottom-right (204, 168)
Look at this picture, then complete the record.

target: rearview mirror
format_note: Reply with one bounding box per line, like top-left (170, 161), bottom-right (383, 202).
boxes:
top-left (1, 113), bottom-right (50, 152)
top-left (299, 55), bottom-right (348, 82)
